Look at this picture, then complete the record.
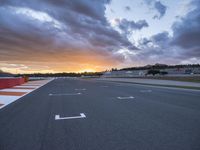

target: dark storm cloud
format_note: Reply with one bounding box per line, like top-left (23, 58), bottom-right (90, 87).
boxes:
top-left (115, 18), bottom-right (149, 35)
top-left (137, 0), bottom-right (200, 64)
top-left (151, 32), bottom-right (170, 45)
top-left (124, 6), bottom-right (131, 11)
top-left (171, 0), bottom-right (200, 57)
top-left (0, 0), bottom-right (138, 65)
top-left (131, 31), bottom-right (179, 65)
top-left (144, 0), bottom-right (167, 19)
top-left (153, 1), bottom-right (167, 19)
top-left (138, 31), bottom-right (171, 55)
top-left (138, 31), bottom-right (171, 59)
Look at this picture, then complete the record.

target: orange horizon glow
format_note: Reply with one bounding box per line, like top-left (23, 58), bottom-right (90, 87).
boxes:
top-left (0, 64), bottom-right (110, 74)
top-left (1, 67), bottom-right (101, 74)
top-left (0, 47), bottom-right (123, 74)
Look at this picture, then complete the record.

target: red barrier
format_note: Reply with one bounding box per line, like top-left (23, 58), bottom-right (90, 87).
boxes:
top-left (0, 78), bottom-right (25, 89)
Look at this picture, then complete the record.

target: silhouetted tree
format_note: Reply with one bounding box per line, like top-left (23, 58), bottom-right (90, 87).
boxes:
top-left (147, 70), bottom-right (160, 76)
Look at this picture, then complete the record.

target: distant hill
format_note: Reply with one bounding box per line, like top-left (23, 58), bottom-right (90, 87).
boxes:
top-left (0, 70), bottom-right (14, 77)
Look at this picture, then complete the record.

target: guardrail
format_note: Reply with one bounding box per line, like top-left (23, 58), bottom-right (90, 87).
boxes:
top-left (0, 77), bottom-right (26, 89)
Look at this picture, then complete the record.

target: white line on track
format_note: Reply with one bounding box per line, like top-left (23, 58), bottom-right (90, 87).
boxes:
top-left (55, 113), bottom-right (86, 120)
top-left (0, 89), bottom-right (33, 92)
top-left (14, 86), bottom-right (39, 88)
top-left (140, 90), bottom-right (152, 93)
top-left (49, 93), bottom-right (82, 96)
top-left (75, 88), bottom-right (86, 91)
top-left (23, 83), bottom-right (43, 86)
top-left (117, 96), bottom-right (134, 100)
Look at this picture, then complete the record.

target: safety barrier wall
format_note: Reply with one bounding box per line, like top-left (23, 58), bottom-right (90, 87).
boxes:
top-left (0, 77), bottom-right (25, 89)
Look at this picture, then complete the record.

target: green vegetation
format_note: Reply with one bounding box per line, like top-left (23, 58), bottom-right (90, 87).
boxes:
top-left (147, 69), bottom-right (160, 75)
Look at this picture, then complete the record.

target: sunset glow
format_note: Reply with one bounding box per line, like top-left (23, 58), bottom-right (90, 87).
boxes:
top-left (0, 0), bottom-right (200, 73)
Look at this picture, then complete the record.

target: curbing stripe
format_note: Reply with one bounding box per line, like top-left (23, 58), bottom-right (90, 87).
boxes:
top-left (0, 91), bottom-right (27, 96)
top-left (11, 87), bottom-right (36, 89)
top-left (0, 79), bottom-right (54, 110)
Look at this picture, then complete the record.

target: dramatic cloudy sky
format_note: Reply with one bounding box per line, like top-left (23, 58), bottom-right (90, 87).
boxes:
top-left (0, 0), bottom-right (200, 73)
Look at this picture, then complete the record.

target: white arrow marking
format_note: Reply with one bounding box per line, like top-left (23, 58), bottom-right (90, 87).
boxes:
top-left (55, 113), bottom-right (86, 120)
top-left (117, 96), bottom-right (134, 100)
top-left (49, 93), bottom-right (82, 96)
top-left (75, 88), bottom-right (86, 91)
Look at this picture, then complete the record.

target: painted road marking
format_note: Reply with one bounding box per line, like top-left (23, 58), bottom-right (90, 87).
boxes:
top-left (0, 96), bottom-right (21, 105)
top-left (75, 88), bottom-right (86, 91)
top-left (0, 91), bottom-right (27, 96)
top-left (14, 86), bottom-right (39, 88)
top-left (0, 79), bottom-right (53, 109)
top-left (49, 93), bottom-right (82, 96)
top-left (55, 113), bottom-right (86, 120)
top-left (140, 90), bottom-right (152, 93)
top-left (11, 87), bottom-right (36, 89)
top-left (117, 96), bottom-right (134, 100)
top-left (0, 89), bottom-right (33, 92)
top-left (23, 84), bottom-right (42, 86)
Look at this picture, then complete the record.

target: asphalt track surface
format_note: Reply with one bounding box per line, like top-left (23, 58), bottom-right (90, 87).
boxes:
top-left (0, 78), bottom-right (200, 150)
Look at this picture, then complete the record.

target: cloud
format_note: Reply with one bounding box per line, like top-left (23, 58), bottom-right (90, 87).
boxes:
top-left (137, 0), bottom-right (200, 65)
top-left (153, 1), bottom-right (167, 19)
top-left (151, 32), bottom-right (170, 45)
top-left (171, 0), bottom-right (200, 57)
top-left (131, 0), bottom-right (200, 65)
top-left (114, 18), bottom-right (149, 35)
top-left (138, 32), bottom-right (171, 59)
top-left (124, 6), bottom-right (131, 11)
top-left (144, 0), bottom-right (167, 19)
top-left (0, 0), bottom-right (138, 72)
top-left (0, 0), bottom-right (199, 72)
